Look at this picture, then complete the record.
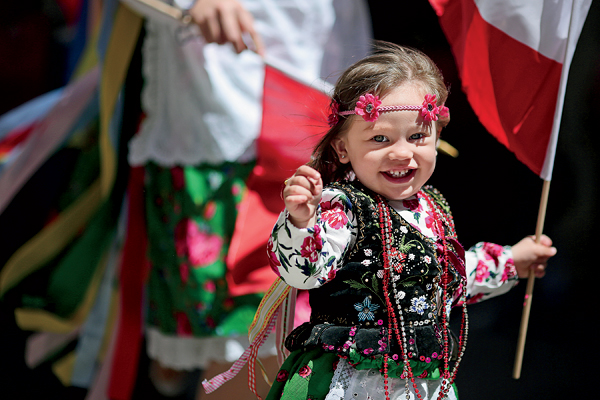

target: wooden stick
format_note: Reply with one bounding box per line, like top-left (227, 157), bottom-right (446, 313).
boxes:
top-left (512, 179), bottom-right (551, 379)
top-left (135, 0), bottom-right (191, 23)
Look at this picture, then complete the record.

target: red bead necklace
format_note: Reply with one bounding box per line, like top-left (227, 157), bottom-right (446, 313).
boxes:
top-left (376, 193), bottom-right (468, 400)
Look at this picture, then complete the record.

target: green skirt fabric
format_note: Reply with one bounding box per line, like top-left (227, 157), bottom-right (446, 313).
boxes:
top-left (266, 348), bottom-right (338, 400)
top-left (144, 161), bottom-right (263, 338)
top-left (266, 348), bottom-right (449, 400)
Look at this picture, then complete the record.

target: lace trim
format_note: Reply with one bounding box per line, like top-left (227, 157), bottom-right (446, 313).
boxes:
top-left (146, 327), bottom-right (276, 370)
top-left (325, 358), bottom-right (354, 400)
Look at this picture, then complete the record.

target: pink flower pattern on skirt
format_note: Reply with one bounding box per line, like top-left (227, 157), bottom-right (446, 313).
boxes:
top-left (175, 218), bottom-right (224, 268)
top-left (175, 312), bottom-right (193, 336)
top-left (298, 365), bottom-right (312, 378)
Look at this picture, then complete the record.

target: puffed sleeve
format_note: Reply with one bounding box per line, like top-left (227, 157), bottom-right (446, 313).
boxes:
top-left (464, 242), bottom-right (519, 304)
top-left (266, 188), bottom-right (357, 289)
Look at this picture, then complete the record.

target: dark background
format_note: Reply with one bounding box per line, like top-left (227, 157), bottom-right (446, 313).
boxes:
top-left (1, 1), bottom-right (599, 399)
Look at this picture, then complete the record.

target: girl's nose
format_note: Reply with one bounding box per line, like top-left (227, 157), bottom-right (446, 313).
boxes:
top-left (388, 142), bottom-right (413, 160)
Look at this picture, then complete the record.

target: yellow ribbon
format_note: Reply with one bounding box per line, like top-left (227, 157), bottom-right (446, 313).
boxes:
top-left (0, 5), bottom-right (143, 335)
top-left (99, 5), bottom-right (143, 196)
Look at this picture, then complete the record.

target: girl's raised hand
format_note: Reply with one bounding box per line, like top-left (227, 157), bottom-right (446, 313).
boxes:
top-left (283, 165), bottom-right (323, 228)
top-left (511, 234), bottom-right (557, 278)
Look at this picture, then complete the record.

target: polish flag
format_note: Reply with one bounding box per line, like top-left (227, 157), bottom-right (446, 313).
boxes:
top-left (226, 65), bottom-right (331, 296)
top-left (429, 0), bottom-right (592, 180)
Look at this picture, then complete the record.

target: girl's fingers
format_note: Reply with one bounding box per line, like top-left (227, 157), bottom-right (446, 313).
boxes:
top-left (286, 175), bottom-right (318, 194)
top-left (531, 264), bottom-right (547, 278)
top-left (295, 165), bottom-right (321, 181)
top-left (285, 194), bottom-right (311, 205)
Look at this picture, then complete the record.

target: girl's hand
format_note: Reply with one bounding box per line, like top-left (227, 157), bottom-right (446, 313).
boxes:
top-left (189, 0), bottom-right (265, 56)
top-left (511, 234), bottom-right (557, 278)
top-left (283, 165), bottom-right (323, 228)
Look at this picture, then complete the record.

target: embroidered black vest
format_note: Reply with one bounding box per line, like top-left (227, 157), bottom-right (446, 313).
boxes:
top-left (286, 181), bottom-right (466, 363)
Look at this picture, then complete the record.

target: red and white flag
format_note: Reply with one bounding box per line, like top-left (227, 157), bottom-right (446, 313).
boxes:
top-left (226, 65), bottom-right (330, 296)
top-left (429, 0), bottom-right (592, 180)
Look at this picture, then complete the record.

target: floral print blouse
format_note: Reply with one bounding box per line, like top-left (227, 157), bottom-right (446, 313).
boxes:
top-left (268, 187), bottom-right (518, 305)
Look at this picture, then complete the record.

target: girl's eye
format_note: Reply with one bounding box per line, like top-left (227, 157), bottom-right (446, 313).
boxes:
top-left (409, 133), bottom-right (426, 141)
top-left (372, 135), bottom-right (389, 143)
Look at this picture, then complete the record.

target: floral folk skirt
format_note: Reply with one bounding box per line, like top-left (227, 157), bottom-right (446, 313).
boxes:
top-left (144, 161), bottom-right (263, 339)
top-left (266, 348), bottom-right (458, 400)
top-left (266, 348), bottom-right (338, 400)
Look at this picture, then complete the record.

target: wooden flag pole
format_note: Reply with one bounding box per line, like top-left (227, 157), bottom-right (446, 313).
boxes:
top-left (513, 179), bottom-right (551, 379)
top-left (134, 0), bottom-right (191, 23)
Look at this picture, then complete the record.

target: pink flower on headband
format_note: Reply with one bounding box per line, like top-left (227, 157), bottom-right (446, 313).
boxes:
top-left (438, 105), bottom-right (449, 119)
top-left (328, 101), bottom-right (340, 127)
top-left (421, 94), bottom-right (440, 122)
top-left (355, 94), bottom-right (382, 122)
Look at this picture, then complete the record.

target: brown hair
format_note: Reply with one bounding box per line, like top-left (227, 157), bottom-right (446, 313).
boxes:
top-left (308, 42), bottom-right (450, 185)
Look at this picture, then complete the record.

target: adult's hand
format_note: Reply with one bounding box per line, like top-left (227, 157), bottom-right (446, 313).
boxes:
top-left (188, 0), bottom-right (265, 55)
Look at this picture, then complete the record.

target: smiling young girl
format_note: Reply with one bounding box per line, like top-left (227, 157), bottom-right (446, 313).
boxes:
top-left (265, 42), bottom-right (556, 400)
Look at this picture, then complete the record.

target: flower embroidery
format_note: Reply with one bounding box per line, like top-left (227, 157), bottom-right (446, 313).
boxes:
top-left (327, 267), bottom-right (337, 282)
top-left (475, 260), bottom-right (491, 282)
top-left (355, 94), bottom-right (382, 122)
top-left (409, 295), bottom-right (429, 315)
top-left (298, 365), bottom-right (312, 378)
top-left (276, 370), bottom-right (289, 382)
top-left (175, 312), bottom-right (193, 336)
top-left (354, 297), bottom-right (380, 321)
top-left (482, 242), bottom-right (503, 265)
top-left (267, 237), bottom-right (281, 273)
top-left (502, 259), bottom-right (517, 281)
top-left (300, 227), bottom-right (323, 263)
top-left (204, 280), bottom-right (216, 293)
top-left (170, 166), bottom-right (185, 190)
top-left (179, 262), bottom-right (190, 284)
top-left (388, 247), bottom-right (406, 272)
top-left (321, 200), bottom-right (349, 229)
top-left (424, 210), bottom-right (437, 234)
top-left (203, 201), bottom-right (217, 220)
top-left (175, 218), bottom-right (223, 267)
top-left (403, 198), bottom-right (421, 211)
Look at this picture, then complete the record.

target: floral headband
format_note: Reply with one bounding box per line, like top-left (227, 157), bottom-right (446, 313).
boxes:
top-left (327, 93), bottom-right (449, 127)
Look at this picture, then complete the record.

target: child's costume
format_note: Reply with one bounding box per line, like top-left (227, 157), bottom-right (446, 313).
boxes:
top-left (266, 180), bottom-right (519, 400)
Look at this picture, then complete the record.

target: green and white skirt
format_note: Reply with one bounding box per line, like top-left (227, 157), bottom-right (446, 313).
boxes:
top-left (143, 161), bottom-right (270, 369)
top-left (267, 348), bottom-right (458, 400)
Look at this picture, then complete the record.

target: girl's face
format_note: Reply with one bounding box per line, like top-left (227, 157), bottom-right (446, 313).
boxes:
top-left (332, 83), bottom-right (438, 201)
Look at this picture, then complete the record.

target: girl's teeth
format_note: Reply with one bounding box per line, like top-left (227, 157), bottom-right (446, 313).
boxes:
top-left (389, 170), bottom-right (409, 178)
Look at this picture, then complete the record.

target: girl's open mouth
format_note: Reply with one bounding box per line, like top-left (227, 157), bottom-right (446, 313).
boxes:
top-left (382, 169), bottom-right (415, 182)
